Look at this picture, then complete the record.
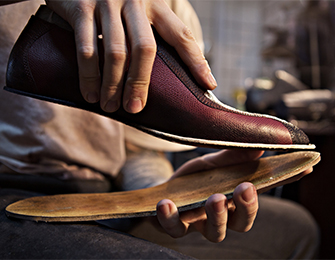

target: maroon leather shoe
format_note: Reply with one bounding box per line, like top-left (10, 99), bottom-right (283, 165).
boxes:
top-left (5, 5), bottom-right (314, 150)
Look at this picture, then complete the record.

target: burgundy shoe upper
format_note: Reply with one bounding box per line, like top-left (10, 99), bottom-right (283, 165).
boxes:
top-left (6, 11), bottom-right (310, 147)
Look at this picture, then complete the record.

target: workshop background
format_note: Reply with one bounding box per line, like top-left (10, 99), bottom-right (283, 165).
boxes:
top-left (186, 1), bottom-right (335, 258)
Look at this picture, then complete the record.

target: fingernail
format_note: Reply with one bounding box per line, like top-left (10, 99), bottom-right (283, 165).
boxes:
top-left (213, 199), bottom-right (226, 214)
top-left (208, 72), bottom-right (217, 88)
top-left (104, 100), bottom-right (119, 113)
top-left (86, 92), bottom-right (99, 103)
top-left (126, 98), bottom-right (143, 113)
top-left (159, 203), bottom-right (171, 216)
top-left (242, 186), bottom-right (256, 203)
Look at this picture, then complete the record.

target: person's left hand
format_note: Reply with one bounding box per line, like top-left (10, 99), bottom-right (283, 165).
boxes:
top-left (155, 149), bottom-right (313, 242)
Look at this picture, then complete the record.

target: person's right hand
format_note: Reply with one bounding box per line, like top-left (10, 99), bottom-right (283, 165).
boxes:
top-left (45, 0), bottom-right (217, 114)
top-left (155, 150), bottom-right (263, 242)
top-left (155, 149), bottom-right (314, 242)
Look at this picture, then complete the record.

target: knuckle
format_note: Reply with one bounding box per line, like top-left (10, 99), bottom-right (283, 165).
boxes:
top-left (126, 78), bottom-right (150, 91)
top-left (106, 44), bottom-right (128, 63)
top-left (108, 50), bottom-right (128, 63)
top-left (79, 75), bottom-right (100, 84)
top-left (69, 2), bottom-right (95, 28)
top-left (179, 25), bottom-right (195, 44)
top-left (211, 220), bottom-right (227, 229)
top-left (102, 85), bottom-right (119, 95)
top-left (76, 1), bottom-right (95, 13)
top-left (77, 45), bottom-right (96, 60)
top-left (133, 38), bottom-right (157, 57)
top-left (189, 58), bottom-right (209, 73)
top-left (149, 0), bottom-right (165, 9)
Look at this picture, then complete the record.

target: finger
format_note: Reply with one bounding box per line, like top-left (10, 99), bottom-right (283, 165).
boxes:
top-left (98, 2), bottom-right (127, 112)
top-left (173, 149), bottom-right (264, 178)
top-left (228, 182), bottom-right (258, 232)
top-left (122, 2), bottom-right (157, 113)
top-left (149, 2), bottom-right (216, 90)
top-left (202, 149), bottom-right (264, 168)
top-left (72, 4), bottom-right (101, 104)
top-left (156, 199), bottom-right (188, 238)
top-left (203, 194), bottom-right (228, 243)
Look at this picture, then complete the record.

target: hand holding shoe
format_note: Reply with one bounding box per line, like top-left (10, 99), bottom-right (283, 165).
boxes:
top-left (45, 0), bottom-right (216, 114)
top-left (5, 5), bottom-right (314, 149)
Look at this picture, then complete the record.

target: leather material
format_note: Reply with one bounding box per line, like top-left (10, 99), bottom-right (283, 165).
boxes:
top-left (5, 6), bottom-right (311, 149)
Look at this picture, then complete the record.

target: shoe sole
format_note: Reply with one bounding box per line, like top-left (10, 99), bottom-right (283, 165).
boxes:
top-left (4, 86), bottom-right (316, 151)
top-left (5, 151), bottom-right (320, 222)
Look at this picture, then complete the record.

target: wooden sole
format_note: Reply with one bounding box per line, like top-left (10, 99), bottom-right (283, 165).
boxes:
top-left (5, 151), bottom-right (320, 222)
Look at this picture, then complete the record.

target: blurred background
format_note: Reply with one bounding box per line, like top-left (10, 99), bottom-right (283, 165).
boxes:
top-left (176, 0), bottom-right (335, 258)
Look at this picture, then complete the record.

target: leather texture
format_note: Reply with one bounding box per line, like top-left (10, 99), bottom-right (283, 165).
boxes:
top-left (5, 6), bottom-right (311, 149)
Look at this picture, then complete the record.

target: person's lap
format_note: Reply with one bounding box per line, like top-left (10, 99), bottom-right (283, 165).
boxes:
top-left (0, 180), bottom-right (320, 259)
top-left (120, 149), bottom-right (320, 259)
top-left (130, 195), bottom-right (320, 259)
top-left (0, 188), bottom-right (193, 259)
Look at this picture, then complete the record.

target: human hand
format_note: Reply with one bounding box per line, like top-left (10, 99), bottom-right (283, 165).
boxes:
top-left (156, 149), bottom-right (262, 242)
top-left (156, 149), bottom-right (313, 242)
top-left (45, 0), bottom-right (216, 114)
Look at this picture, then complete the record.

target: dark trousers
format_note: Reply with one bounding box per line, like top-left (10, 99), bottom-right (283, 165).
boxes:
top-left (0, 188), bottom-right (193, 259)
